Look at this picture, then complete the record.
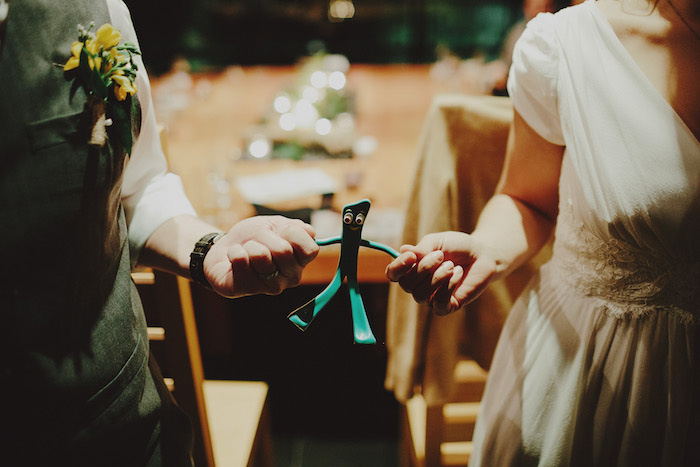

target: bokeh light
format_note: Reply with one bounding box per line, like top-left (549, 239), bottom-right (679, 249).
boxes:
top-left (248, 137), bottom-right (271, 159)
top-left (328, 71), bottom-right (346, 90)
top-left (315, 118), bottom-right (332, 135)
top-left (273, 94), bottom-right (292, 113)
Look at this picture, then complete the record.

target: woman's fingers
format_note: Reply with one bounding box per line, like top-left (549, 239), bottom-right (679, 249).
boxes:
top-left (386, 250), bottom-right (418, 281)
top-left (430, 264), bottom-right (465, 315)
top-left (397, 250), bottom-right (444, 303)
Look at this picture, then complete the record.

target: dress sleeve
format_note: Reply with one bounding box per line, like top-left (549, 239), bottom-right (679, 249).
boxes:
top-left (107, 0), bottom-right (197, 265)
top-left (506, 12), bottom-right (565, 146)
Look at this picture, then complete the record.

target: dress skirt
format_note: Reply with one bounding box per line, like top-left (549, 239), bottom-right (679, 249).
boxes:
top-left (469, 261), bottom-right (700, 467)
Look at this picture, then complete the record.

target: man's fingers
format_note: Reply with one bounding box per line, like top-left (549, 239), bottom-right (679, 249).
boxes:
top-left (279, 223), bottom-right (320, 267)
top-left (224, 241), bottom-right (280, 294)
top-left (226, 243), bottom-right (250, 271)
top-left (241, 238), bottom-right (278, 276)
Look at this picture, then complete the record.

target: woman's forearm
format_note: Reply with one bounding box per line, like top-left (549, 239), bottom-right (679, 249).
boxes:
top-left (470, 192), bottom-right (556, 281)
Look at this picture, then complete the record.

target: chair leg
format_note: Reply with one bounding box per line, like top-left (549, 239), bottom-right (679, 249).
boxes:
top-left (247, 395), bottom-right (273, 467)
top-left (424, 404), bottom-right (444, 467)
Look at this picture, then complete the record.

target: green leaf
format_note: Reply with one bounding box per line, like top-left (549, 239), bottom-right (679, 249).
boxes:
top-left (78, 47), bottom-right (92, 87)
top-left (78, 47), bottom-right (108, 99)
top-left (108, 100), bottom-right (133, 155)
top-left (119, 43), bottom-right (141, 55)
top-left (90, 66), bottom-right (108, 98)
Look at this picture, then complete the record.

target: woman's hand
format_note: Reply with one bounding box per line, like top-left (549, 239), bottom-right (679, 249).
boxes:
top-left (386, 231), bottom-right (498, 315)
top-left (387, 110), bottom-right (564, 315)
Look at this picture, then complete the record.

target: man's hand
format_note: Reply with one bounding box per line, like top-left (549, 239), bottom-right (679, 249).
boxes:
top-left (204, 216), bottom-right (319, 297)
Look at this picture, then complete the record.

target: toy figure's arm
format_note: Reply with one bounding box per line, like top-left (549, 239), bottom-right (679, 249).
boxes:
top-left (316, 236), bottom-right (342, 246)
top-left (359, 239), bottom-right (399, 258)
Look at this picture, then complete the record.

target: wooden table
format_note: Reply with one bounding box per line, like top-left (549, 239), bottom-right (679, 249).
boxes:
top-left (152, 64), bottom-right (441, 283)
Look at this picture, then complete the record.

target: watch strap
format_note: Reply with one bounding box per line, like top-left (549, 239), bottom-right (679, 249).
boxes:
top-left (189, 232), bottom-right (224, 287)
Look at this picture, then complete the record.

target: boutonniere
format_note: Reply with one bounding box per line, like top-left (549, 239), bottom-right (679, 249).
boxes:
top-left (62, 23), bottom-right (141, 155)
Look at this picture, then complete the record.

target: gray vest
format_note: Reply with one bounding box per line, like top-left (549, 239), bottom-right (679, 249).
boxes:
top-left (0, 2), bottom-right (184, 464)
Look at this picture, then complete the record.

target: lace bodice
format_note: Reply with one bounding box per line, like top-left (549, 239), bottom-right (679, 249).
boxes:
top-left (550, 200), bottom-right (700, 324)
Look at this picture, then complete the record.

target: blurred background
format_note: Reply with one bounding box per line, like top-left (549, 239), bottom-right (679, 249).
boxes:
top-left (124, 0), bottom-right (568, 76)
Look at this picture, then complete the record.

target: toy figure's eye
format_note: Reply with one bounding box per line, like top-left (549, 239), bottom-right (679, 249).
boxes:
top-left (355, 213), bottom-right (365, 225)
top-left (343, 212), bottom-right (353, 224)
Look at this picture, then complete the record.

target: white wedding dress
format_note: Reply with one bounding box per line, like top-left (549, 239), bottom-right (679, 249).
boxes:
top-left (470, 1), bottom-right (700, 466)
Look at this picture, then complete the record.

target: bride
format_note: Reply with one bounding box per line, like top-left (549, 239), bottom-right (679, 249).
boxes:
top-left (386, 0), bottom-right (699, 465)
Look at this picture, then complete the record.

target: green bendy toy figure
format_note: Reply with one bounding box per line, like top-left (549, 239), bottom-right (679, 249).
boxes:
top-left (288, 199), bottom-right (399, 344)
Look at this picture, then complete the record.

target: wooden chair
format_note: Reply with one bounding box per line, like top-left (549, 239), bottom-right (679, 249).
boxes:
top-left (388, 94), bottom-right (552, 467)
top-left (132, 268), bottom-right (273, 467)
top-left (402, 360), bottom-right (487, 466)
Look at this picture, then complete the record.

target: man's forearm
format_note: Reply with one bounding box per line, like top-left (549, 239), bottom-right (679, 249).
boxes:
top-left (139, 214), bottom-right (221, 279)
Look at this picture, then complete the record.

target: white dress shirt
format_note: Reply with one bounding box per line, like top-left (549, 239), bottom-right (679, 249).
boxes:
top-left (107, 0), bottom-right (197, 264)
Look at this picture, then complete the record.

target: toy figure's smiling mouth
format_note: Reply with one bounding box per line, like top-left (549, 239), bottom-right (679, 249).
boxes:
top-left (344, 210), bottom-right (366, 231)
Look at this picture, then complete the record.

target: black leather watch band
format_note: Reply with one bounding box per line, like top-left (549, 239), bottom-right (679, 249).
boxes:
top-left (189, 232), bottom-right (224, 287)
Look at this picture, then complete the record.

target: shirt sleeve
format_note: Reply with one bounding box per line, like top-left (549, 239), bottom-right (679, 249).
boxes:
top-left (107, 0), bottom-right (197, 265)
top-left (507, 12), bottom-right (565, 146)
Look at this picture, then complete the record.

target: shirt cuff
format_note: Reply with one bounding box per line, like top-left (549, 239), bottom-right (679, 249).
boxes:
top-left (126, 172), bottom-right (197, 266)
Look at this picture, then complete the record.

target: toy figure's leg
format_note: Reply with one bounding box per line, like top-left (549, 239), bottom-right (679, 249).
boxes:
top-left (347, 275), bottom-right (376, 344)
top-left (288, 269), bottom-right (343, 331)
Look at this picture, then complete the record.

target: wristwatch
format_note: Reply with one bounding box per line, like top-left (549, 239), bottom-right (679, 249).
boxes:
top-left (189, 232), bottom-right (225, 287)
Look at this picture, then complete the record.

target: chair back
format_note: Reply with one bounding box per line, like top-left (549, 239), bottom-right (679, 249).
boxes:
top-left (134, 269), bottom-right (215, 466)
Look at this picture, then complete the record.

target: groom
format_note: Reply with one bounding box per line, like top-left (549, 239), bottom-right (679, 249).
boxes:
top-left (0, 1), bottom-right (318, 465)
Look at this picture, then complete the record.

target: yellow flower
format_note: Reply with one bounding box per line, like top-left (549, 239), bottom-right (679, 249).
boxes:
top-left (64, 24), bottom-right (120, 72)
top-left (84, 38), bottom-right (97, 55)
top-left (94, 24), bottom-right (122, 51)
top-left (112, 73), bottom-right (137, 101)
top-left (62, 22), bottom-right (141, 155)
top-left (63, 41), bottom-right (83, 71)
top-left (103, 48), bottom-right (119, 72)
top-left (83, 39), bottom-right (103, 71)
